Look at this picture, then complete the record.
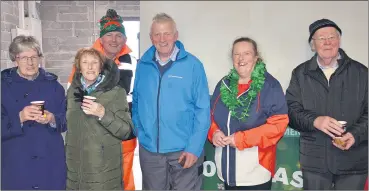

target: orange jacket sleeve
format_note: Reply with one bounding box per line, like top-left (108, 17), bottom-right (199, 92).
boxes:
top-left (235, 114), bottom-right (289, 150)
top-left (68, 65), bottom-right (76, 84)
top-left (207, 118), bottom-right (220, 143)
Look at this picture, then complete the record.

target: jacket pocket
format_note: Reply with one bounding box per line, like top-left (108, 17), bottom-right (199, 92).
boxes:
top-left (299, 142), bottom-right (327, 172)
top-left (336, 158), bottom-right (367, 172)
top-left (176, 111), bottom-right (192, 136)
top-left (300, 141), bottom-right (324, 157)
top-left (335, 145), bottom-right (368, 172)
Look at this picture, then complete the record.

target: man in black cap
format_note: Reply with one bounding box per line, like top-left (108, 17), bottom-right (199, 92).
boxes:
top-left (286, 18), bottom-right (368, 190)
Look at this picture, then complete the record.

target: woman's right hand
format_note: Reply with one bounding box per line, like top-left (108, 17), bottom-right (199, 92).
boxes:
top-left (19, 105), bottom-right (42, 123)
top-left (212, 130), bottom-right (228, 147)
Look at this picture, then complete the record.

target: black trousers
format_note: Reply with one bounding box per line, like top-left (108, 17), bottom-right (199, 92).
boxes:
top-left (302, 170), bottom-right (367, 190)
top-left (225, 179), bottom-right (272, 190)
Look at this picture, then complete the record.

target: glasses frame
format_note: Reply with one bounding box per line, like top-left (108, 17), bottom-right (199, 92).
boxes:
top-left (16, 55), bottom-right (41, 63)
top-left (312, 35), bottom-right (339, 44)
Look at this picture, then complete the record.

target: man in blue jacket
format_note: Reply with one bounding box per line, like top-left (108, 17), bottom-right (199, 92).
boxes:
top-left (132, 13), bottom-right (210, 190)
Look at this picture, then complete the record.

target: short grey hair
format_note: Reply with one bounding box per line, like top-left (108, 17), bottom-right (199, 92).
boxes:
top-left (9, 35), bottom-right (43, 62)
top-left (151, 13), bottom-right (177, 34)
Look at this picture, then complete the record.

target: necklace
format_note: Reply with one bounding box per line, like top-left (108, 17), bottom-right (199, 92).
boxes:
top-left (220, 61), bottom-right (266, 121)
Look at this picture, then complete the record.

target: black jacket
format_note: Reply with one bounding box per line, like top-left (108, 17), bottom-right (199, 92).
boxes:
top-left (118, 54), bottom-right (134, 96)
top-left (286, 49), bottom-right (368, 175)
top-left (117, 54), bottom-right (137, 140)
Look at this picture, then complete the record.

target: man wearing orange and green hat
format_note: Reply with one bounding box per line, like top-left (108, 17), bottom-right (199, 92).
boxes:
top-left (67, 9), bottom-right (137, 190)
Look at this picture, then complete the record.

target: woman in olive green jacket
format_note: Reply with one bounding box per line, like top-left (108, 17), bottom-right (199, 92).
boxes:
top-left (66, 47), bottom-right (133, 190)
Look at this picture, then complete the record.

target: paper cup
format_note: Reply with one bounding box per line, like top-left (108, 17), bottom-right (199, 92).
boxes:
top-left (83, 96), bottom-right (96, 102)
top-left (338, 121), bottom-right (347, 131)
top-left (31, 101), bottom-right (45, 115)
top-left (333, 137), bottom-right (346, 147)
top-left (338, 121), bottom-right (347, 126)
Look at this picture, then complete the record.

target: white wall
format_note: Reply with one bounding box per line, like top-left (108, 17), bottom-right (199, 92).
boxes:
top-left (124, 21), bottom-right (141, 59)
top-left (139, 1), bottom-right (368, 93)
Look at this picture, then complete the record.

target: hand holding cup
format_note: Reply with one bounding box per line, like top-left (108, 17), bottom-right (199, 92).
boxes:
top-left (332, 121), bottom-right (351, 149)
top-left (30, 101), bottom-right (45, 115)
top-left (81, 96), bottom-right (105, 118)
top-left (19, 101), bottom-right (45, 123)
top-left (35, 110), bottom-right (55, 125)
top-left (313, 116), bottom-right (345, 138)
top-left (333, 121), bottom-right (347, 146)
top-left (83, 96), bottom-right (97, 102)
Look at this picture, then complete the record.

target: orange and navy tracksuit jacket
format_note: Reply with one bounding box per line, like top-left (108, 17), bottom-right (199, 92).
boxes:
top-left (208, 72), bottom-right (289, 187)
top-left (67, 39), bottom-right (137, 190)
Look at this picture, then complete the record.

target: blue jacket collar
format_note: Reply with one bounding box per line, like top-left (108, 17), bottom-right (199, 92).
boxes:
top-left (1, 67), bottom-right (58, 83)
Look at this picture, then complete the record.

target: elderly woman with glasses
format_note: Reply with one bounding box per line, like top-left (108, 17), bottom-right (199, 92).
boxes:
top-left (1, 35), bottom-right (67, 190)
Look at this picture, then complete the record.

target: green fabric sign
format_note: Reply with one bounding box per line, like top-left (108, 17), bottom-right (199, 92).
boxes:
top-left (202, 127), bottom-right (302, 190)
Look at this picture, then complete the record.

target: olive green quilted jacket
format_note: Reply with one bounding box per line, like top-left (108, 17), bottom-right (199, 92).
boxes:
top-left (65, 60), bottom-right (133, 190)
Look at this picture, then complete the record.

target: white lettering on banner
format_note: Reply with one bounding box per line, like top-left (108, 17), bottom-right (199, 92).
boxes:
top-left (202, 161), bottom-right (303, 188)
top-left (203, 161), bottom-right (216, 177)
top-left (272, 167), bottom-right (303, 188)
top-left (273, 168), bottom-right (289, 185)
top-left (291, 171), bottom-right (303, 188)
top-left (217, 183), bottom-right (225, 190)
top-left (284, 128), bottom-right (300, 137)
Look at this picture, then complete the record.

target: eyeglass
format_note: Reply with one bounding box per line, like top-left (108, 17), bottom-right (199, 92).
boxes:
top-left (16, 56), bottom-right (40, 63)
top-left (312, 35), bottom-right (338, 43)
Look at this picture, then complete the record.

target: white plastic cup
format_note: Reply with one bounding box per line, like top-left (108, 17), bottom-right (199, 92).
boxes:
top-left (338, 121), bottom-right (347, 132)
top-left (83, 95), bottom-right (96, 102)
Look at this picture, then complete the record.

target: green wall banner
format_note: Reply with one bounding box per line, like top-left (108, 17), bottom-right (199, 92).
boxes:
top-left (202, 127), bottom-right (303, 190)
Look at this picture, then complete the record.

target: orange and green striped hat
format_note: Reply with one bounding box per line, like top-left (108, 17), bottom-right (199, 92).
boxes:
top-left (99, 9), bottom-right (126, 37)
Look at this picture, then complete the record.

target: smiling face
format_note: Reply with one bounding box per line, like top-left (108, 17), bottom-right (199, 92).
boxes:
top-left (15, 49), bottom-right (40, 79)
top-left (311, 27), bottom-right (340, 60)
top-left (79, 54), bottom-right (102, 85)
top-left (150, 21), bottom-right (178, 60)
top-left (100, 31), bottom-right (126, 58)
top-left (232, 41), bottom-right (258, 79)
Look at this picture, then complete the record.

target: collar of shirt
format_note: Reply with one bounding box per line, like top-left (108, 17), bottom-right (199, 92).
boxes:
top-left (317, 52), bottom-right (341, 70)
top-left (155, 45), bottom-right (179, 65)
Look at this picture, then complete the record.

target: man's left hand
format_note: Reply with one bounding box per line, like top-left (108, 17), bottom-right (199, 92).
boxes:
top-left (178, 152), bottom-right (198, 169)
top-left (332, 132), bottom-right (355, 150)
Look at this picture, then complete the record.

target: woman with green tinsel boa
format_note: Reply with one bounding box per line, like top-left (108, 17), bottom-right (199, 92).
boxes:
top-left (207, 37), bottom-right (289, 190)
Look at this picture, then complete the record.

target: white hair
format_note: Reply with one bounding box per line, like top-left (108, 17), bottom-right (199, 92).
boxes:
top-left (9, 35), bottom-right (43, 62)
top-left (150, 13), bottom-right (177, 34)
top-left (309, 29), bottom-right (341, 52)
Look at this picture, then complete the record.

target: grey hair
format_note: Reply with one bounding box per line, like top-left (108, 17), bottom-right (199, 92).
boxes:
top-left (9, 35), bottom-right (43, 62)
top-left (150, 13), bottom-right (177, 34)
top-left (309, 29), bottom-right (341, 51)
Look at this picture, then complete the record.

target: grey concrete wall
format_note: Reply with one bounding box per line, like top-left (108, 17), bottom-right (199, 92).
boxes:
top-left (1, 1), bottom-right (139, 90)
top-left (1, 1), bottom-right (19, 70)
top-left (40, 1), bottom-right (140, 89)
